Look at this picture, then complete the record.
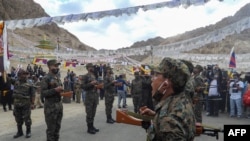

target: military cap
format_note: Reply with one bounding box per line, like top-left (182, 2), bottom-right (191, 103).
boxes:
top-left (195, 65), bottom-right (203, 72)
top-left (47, 59), bottom-right (61, 66)
top-left (154, 57), bottom-right (190, 88)
top-left (18, 69), bottom-right (29, 75)
top-left (86, 63), bottom-right (94, 68)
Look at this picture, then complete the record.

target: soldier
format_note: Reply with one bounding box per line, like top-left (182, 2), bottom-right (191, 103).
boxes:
top-left (103, 67), bottom-right (117, 124)
top-left (81, 63), bottom-right (102, 134)
top-left (131, 71), bottom-right (143, 113)
top-left (41, 59), bottom-right (63, 141)
top-left (193, 65), bottom-right (205, 122)
top-left (12, 69), bottom-right (35, 138)
top-left (140, 57), bottom-right (196, 141)
top-left (74, 76), bottom-right (82, 103)
top-left (181, 59), bottom-right (195, 104)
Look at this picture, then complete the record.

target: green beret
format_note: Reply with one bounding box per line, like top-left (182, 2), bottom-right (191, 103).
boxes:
top-left (154, 57), bottom-right (190, 88)
top-left (47, 59), bottom-right (61, 66)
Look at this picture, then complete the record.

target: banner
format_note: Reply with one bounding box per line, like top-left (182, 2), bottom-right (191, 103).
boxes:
top-left (33, 58), bottom-right (48, 65)
top-left (0, 21), bottom-right (9, 82)
top-left (64, 61), bottom-right (76, 68)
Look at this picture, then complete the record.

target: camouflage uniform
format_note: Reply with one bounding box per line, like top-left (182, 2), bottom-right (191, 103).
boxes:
top-left (81, 63), bottom-right (99, 134)
top-left (147, 58), bottom-right (196, 141)
top-left (103, 70), bottom-right (116, 123)
top-left (13, 70), bottom-right (35, 138)
top-left (74, 80), bottom-right (82, 103)
top-left (193, 65), bottom-right (205, 123)
top-left (41, 60), bottom-right (63, 141)
top-left (131, 72), bottom-right (143, 113)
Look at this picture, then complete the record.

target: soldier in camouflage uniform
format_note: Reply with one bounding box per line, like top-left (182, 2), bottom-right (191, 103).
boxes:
top-left (13, 69), bottom-right (35, 139)
top-left (81, 63), bottom-right (102, 134)
top-left (181, 59), bottom-right (195, 104)
top-left (103, 67), bottom-right (116, 124)
top-left (193, 65), bottom-right (205, 123)
top-left (140, 57), bottom-right (196, 141)
top-left (41, 60), bottom-right (64, 141)
top-left (131, 71), bottom-right (143, 113)
top-left (74, 77), bottom-right (82, 103)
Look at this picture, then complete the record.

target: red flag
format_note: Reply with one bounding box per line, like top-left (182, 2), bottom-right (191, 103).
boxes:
top-left (64, 62), bottom-right (76, 68)
top-left (229, 47), bottom-right (236, 68)
top-left (33, 58), bottom-right (47, 65)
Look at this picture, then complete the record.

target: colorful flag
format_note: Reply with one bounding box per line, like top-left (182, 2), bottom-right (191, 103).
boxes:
top-left (64, 61), bottom-right (76, 68)
top-left (229, 47), bottom-right (236, 68)
top-left (33, 58), bottom-right (48, 65)
top-left (0, 21), bottom-right (9, 82)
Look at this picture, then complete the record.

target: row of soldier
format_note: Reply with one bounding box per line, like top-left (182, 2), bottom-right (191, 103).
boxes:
top-left (2, 57), bottom-right (250, 141)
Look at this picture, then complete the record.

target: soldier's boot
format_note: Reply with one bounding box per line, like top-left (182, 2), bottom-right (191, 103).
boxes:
top-left (87, 123), bottom-right (96, 134)
top-left (13, 125), bottom-right (23, 138)
top-left (26, 126), bottom-right (31, 138)
top-left (110, 115), bottom-right (116, 123)
top-left (106, 115), bottom-right (114, 124)
top-left (92, 123), bottom-right (99, 132)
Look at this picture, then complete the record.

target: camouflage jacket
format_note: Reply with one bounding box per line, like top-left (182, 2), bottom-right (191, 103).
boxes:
top-left (40, 73), bottom-right (62, 100)
top-left (81, 72), bottom-right (96, 91)
top-left (184, 77), bottom-right (195, 103)
top-left (13, 79), bottom-right (35, 105)
top-left (147, 92), bottom-right (196, 141)
top-left (131, 78), bottom-right (143, 96)
top-left (103, 75), bottom-right (116, 93)
top-left (193, 74), bottom-right (205, 98)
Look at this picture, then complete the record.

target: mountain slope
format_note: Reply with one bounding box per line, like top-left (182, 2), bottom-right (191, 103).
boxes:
top-left (0, 0), bottom-right (95, 51)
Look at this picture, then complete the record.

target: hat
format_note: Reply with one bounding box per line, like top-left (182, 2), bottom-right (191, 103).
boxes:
top-left (18, 69), bottom-right (29, 75)
top-left (154, 57), bottom-right (190, 89)
top-left (47, 59), bottom-right (61, 66)
top-left (86, 63), bottom-right (94, 68)
top-left (195, 65), bottom-right (203, 72)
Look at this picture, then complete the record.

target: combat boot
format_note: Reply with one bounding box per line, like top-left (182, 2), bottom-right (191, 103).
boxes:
top-left (87, 123), bottom-right (96, 134)
top-left (106, 115), bottom-right (114, 124)
top-left (13, 125), bottom-right (23, 138)
top-left (26, 126), bottom-right (31, 138)
top-left (110, 115), bottom-right (116, 123)
top-left (92, 123), bottom-right (99, 132)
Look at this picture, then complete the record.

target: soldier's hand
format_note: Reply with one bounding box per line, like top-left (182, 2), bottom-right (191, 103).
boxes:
top-left (55, 86), bottom-right (64, 92)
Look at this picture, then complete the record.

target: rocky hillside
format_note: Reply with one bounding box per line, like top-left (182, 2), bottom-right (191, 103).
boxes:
top-left (0, 0), bottom-right (95, 51)
top-left (130, 2), bottom-right (250, 55)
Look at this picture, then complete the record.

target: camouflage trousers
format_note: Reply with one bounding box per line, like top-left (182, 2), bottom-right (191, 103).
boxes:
top-left (85, 92), bottom-right (99, 123)
top-left (44, 101), bottom-right (63, 141)
top-left (104, 92), bottom-right (114, 115)
top-left (13, 104), bottom-right (32, 126)
top-left (132, 95), bottom-right (141, 113)
top-left (75, 90), bottom-right (81, 103)
top-left (194, 101), bottom-right (203, 123)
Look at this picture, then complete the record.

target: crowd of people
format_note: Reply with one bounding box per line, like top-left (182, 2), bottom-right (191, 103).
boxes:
top-left (1, 57), bottom-right (250, 141)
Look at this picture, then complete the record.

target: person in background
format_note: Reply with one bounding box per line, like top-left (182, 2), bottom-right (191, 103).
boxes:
top-left (116, 74), bottom-right (128, 108)
top-left (12, 69), bottom-right (35, 138)
top-left (229, 73), bottom-right (244, 118)
top-left (103, 67), bottom-right (117, 124)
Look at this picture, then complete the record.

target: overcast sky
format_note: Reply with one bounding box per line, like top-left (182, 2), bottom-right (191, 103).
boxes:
top-left (33, 0), bottom-right (250, 50)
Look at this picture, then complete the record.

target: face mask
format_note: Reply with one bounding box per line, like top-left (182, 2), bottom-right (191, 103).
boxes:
top-left (51, 68), bottom-right (59, 74)
top-left (152, 81), bottom-right (167, 102)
